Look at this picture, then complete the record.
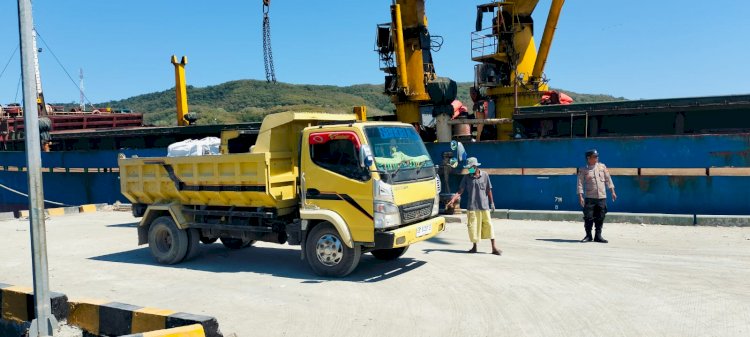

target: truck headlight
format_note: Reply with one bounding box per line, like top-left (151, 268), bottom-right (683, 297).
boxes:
top-left (374, 201), bottom-right (401, 229)
top-left (432, 176), bottom-right (441, 216)
top-left (374, 179), bottom-right (394, 203)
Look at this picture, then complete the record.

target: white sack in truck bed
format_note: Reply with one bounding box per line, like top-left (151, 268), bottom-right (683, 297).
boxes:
top-left (167, 137), bottom-right (221, 157)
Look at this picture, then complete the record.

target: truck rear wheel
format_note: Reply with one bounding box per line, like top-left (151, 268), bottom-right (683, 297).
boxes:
top-left (220, 237), bottom-right (255, 250)
top-left (371, 246), bottom-right (409, 261)
top-left (148, 216), bottom-right (189, 265)
top-left (305, 223), bottom-right (361, 277)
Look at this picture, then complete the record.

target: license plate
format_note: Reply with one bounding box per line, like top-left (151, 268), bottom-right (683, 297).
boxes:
top-left (416, 224), bottom-right (433, 238)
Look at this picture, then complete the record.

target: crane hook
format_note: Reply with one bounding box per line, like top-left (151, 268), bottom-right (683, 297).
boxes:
top-left (262, 0), bottom-right (276, 83)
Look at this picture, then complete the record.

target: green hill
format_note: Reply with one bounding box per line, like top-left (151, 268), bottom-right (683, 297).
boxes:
top-left (99, 80), bottom-right (624, 126)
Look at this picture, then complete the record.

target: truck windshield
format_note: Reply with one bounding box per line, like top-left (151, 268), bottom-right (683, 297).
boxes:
top-left (365, 126), bottom-right (436, 184)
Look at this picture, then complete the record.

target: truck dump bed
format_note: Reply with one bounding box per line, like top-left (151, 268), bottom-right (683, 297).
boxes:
top-left (119, 151), bottom-right (294, 210)
top-left (119, 112), bottom-right (356, 215)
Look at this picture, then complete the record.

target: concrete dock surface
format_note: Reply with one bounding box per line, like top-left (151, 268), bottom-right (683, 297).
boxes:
top-left (1, 211), bottom-right (748, 337)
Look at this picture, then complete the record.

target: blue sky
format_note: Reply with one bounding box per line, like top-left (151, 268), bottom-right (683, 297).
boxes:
top-left (1, 0), bottom-right (748, 104)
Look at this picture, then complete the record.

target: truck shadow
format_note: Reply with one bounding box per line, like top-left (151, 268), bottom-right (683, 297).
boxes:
top-left (105, 222), bottom-right (139, 228)
top-left (425, 236), bottom-right (452, 245)
top-left (423, 248), bottom-right (474, 255)
top-left (88, 244), bottom-right (426, 283)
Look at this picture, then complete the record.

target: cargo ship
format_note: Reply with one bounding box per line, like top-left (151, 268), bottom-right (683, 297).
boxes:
top-left (2, 0), bottom-right (749, 216)
top-left (2, 93), bottom-right (750, 215)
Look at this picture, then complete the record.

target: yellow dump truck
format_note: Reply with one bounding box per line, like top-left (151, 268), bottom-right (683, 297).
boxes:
top-left (119, 112), bottom-right (445, 277)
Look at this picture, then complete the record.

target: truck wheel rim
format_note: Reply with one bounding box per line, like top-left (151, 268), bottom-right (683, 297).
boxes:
top-left (155, 227), bottom-right (172, 253)
top-left (315, 234), bottom-right (343, 266)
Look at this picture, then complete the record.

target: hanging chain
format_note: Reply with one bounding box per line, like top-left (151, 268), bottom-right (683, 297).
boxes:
top-left (262, 1), bottom-right (277, 83)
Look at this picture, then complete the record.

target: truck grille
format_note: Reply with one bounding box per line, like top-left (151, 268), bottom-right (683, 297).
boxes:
top-left (399, 199), bottom-right (434, 225)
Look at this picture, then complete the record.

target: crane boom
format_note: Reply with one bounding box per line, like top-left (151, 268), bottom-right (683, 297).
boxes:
top-left (376, 0), bottom-right (456, 135)
top-left (259, 1), bottom-right (455, 132)
top-left (472, 0), bottom-right (565, 140)
top-left (532, 0), bottom-right (564, 81)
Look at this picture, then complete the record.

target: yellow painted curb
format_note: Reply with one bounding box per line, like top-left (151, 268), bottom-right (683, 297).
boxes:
top-left (79, 204), bottom-right (97, 213)
top-left (1, 286), bottom-right (34, 322)
top-left (47, 208), bottom-right (66, 216)
top-left (141, 324), bottom-right (205, 337)
top-left (132, 307), bottom-right (177, 333)
top-left (68, 299), bottom-right (109, 335)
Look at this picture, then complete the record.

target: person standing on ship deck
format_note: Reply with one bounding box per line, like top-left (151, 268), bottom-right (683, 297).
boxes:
top-left (577, 149), bottom-right (617, 243)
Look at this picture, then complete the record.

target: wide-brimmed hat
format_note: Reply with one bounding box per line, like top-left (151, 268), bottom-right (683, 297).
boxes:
top-left (465, 157), bottom-right (482, 167)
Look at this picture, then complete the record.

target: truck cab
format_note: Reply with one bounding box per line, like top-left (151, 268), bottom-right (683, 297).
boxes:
top-left (299, 122), bottom-right (445, 276)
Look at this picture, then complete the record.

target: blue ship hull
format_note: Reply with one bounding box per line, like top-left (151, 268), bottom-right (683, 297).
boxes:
top-left (2, 134), bottom-right (749, 215)
top-left (425, 134), bottom-right (750, 215)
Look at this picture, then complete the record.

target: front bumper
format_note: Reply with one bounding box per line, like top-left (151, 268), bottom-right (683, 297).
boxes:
top-left (374, 216), bottom-right (445, 249)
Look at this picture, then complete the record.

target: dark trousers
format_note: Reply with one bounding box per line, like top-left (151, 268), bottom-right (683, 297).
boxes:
top-left (583, 198), bottom-right (607, 232)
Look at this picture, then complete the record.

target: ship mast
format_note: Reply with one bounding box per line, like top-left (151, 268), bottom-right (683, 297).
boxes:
top-left (79, 68), bottom-right (85, 111)
top-left (30, 27), bottom-right (46, 115)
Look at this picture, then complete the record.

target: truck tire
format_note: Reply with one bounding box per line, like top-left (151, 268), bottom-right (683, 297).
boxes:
top-left (148, 216), bottom-right (189, 265)
top-left (183, 228), bottom-right (201, 262)
top-left (220, 237), bottom-right (255, 250)
top-left (305, 223), bottom-right (361, 277)
top-left (371, 246), bottom-right (409, 261)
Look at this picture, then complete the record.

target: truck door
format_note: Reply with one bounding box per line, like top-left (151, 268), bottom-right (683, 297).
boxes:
top-left (301, 130), bottom-right (374, 243)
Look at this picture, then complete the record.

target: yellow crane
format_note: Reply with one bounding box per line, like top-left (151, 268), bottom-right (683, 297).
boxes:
top-left (472, 0), bottom-right (565, 140)
top-left (259, 1), bottom-right (562, 142)
top-left (260, 1), bottom-right (456, 137)
top-left (375, 0), bottom-right (457, 138)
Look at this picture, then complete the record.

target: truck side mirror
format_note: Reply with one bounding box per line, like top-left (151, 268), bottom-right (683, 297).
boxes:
top-left (359, 144), bottom-right (374, 169)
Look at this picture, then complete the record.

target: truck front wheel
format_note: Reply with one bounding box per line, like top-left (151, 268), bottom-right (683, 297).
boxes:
top-left (305, 223), bottom-right (361, 277)
top-left (371, 246), bottom-right (409, 260)
top-left (148, 216), bottom-right (189, 265)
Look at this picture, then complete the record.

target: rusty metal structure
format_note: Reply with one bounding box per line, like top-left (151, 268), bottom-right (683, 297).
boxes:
top-left (472, 0), bottom-right (565, 140)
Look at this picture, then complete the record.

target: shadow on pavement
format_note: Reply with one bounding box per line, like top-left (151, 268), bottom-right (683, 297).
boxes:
top-left (106, 222), bottom-right (138, 228)
top-left (426, 236), bottom-right (452, 245)
top-left (89, 244), bottom-right (426, 283)
top-left (422, 248), bottom-right (482, 255)
top-left (535, 238), bottom-right (581, 243)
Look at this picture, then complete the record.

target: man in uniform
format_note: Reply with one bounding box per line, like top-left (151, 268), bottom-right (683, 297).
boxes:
top-left (446, 157), bottom-right (501, 255)
top-left (577, 149), bottom-right (617, 243)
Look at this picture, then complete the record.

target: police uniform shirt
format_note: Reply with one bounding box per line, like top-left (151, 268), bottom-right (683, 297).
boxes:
top-left (577, 163), bottom-right (614, 199)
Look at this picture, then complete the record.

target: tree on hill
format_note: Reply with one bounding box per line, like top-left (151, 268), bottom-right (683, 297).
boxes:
top-left (93, 80), bottom-right (623, 126)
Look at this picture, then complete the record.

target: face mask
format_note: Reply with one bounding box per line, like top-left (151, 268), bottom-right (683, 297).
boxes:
top-left (468, 167), bottom-right (476, 174)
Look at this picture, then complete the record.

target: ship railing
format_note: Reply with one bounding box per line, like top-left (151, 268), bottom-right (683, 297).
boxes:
top-left (471, 28), bottom-right (499, 61)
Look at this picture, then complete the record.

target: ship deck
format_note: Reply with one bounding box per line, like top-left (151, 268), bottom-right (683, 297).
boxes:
top-left (514, 94), bottom-right (750, 138)
top-left (2, 121), bottom-right (262, 151)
